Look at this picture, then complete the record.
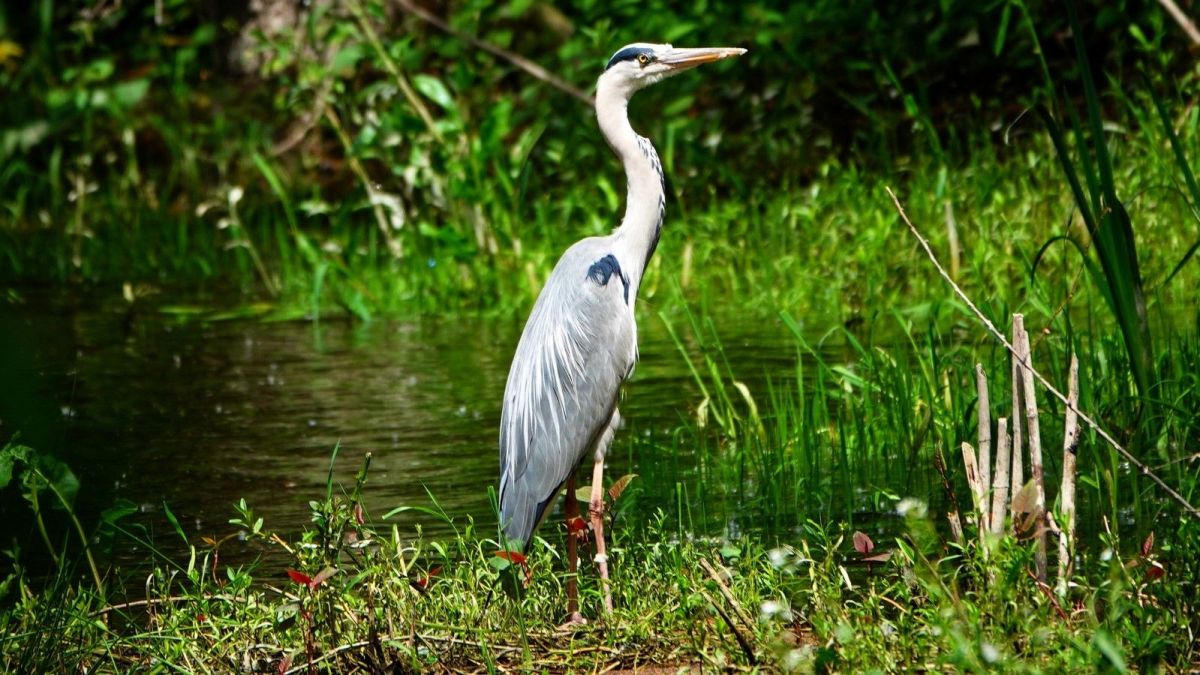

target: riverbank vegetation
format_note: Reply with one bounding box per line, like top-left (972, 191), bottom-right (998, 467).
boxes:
top-left (3, 0), bottom-right (1200, 671)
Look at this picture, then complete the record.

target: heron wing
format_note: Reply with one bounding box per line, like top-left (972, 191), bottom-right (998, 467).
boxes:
top-left (498, 238), bottom-right (637, 547)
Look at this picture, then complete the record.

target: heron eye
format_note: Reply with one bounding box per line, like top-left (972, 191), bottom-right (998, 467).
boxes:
top-left (637, 53), bottom-right (650, 66)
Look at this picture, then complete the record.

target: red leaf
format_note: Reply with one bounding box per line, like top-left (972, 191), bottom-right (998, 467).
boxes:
top-left (277, 654), bottom-right (293, 674)
top-left (287, 570), bottom-right (312, 586)
top-left (354, 502), bottom-right (365, 525)
top-left (411, 566), bottom-right (443, 592)
top-left (853, 531), bottom-right (874, 555)
top-left (494, 550), bottom-right (528, 565)
top-left (196, 613), bottom-right (207, 623)
top-left (1144, 561), bottom-right (1165, 582)
top-left (608, 474), bottom-right (638, 502)
top-left (566, 516), bottom-right (588, 534)
top-left (1141, 531), bottom-right (1155, 558)
top-left (862, 552), bottom-right (893, 563)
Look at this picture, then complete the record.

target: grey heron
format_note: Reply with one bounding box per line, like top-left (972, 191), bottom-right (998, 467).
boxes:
top-left (498, 42), bottom-right (746, 621)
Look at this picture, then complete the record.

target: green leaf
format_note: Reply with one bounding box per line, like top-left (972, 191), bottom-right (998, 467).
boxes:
top-left (22, 451), bottom-right (80, 510)
top-left (332, 44), bottom-right (365, 75)
top-left (0, 445), bottom-right (15, 490)
top-left (576, 485), bottom-right (595, 504)
top-left (100, 499), bottom-right (138, 525)
top-left (163, 501), bottom-right (189, 545)
top-left (413, 74), bottom-right (455, 112)
top-left (1093, 630), bottom-right (1127, 672)
top-left (992, 3), bottom-right (1012, 56)
top-left (111, 79), bottom-right (149, 108)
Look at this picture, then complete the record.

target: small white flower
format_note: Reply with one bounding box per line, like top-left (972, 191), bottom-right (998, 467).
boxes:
top-left (768, 547), bottom-right (790, 568)
top-left (228, 186), bottom-right (244, 206)
top-left (981, 642), bottom-right (999, 663)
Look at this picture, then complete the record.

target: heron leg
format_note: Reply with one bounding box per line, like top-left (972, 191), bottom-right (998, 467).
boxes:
top-left (563, 474), bottom-right (585, 624)
top-left (588, 459), bottom-right (614, 613)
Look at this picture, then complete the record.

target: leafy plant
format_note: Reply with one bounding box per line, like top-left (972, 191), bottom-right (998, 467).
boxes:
top-left (1034, 2), bottom-right (1153, 399)
top-left (0, 440), bottom-right (102, 591)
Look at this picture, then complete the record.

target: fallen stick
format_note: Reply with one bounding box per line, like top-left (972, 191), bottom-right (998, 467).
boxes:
top-left (886, 187), bottom-right (1200, 519)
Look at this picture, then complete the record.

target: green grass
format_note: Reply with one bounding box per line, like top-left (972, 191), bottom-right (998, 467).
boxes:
top-left (1, 445), bottom-right (1196, 672)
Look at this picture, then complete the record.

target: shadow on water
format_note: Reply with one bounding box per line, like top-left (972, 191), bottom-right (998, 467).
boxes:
top-left (1, 294), bottom-right (913, 578)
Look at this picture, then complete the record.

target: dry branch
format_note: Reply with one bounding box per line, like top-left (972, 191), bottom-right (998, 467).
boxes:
top-left (1010, 321), bottom-right (1025, 532)
top-left (961, 442), bottom-right (987, 545)
top-left (976, 364), bottom-right (992, 524)
top-left (1015, 315), bottom-right (1049, 582)
top-left (885, 186), bottom-right (1200, 519)
top-left (990, 418), bottom-right (1011, 534)
top-left (1056, 353), bottom-right (1081, 597)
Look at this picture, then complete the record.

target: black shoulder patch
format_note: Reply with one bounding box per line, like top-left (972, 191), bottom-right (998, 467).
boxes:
top-left (586, 253), bottom-right (631, 304)
top-left (605, 46), bottom-right (653, 71)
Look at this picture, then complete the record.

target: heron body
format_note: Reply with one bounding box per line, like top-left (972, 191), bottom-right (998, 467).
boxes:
top-left (497, 43), bottom-right (745, 616)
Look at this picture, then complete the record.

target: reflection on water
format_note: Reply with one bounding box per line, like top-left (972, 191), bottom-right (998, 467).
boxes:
top-left (1, 296), bottom-right (813, 573)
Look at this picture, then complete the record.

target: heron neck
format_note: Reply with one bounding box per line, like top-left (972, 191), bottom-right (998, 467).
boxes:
top-left (596, 83), bottom-right (666, 290)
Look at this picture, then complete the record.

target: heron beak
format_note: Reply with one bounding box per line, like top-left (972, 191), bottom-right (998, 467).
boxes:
top-left (659, 47), bottom-right (748, 71)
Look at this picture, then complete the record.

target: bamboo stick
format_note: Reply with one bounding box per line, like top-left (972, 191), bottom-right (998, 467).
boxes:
top-left (961, 442), bottom-right (986, 545)
top-left (990, 418), bottom-right (1011, 534)
top-left (1056, 353), bottom-right (1081, 597)
top-left (935, 447), bottom-right (965, 544)
top-left (888, 187), bottom-right (1200, 518)
top-left (1009, 318), bottom-right (1025, 532)
top-left (1014, 315), bottom-right (1048, 582)
top-left (976, 364), bottom-right (992, 526)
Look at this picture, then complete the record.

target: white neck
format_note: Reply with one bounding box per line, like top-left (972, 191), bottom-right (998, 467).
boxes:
top-left (595, 75), bottom-right (666, 295)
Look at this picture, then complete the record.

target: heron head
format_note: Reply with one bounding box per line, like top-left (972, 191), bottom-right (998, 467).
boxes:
top-left (598, 43), bottom-right (746, 97)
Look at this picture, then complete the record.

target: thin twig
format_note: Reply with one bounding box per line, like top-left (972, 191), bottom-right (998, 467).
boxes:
top-left (1159, 0), bottom-right (1200, 46)
top-left (695, 585), bottom-right (757, 666)
top-left (1026, 569), bottom-right (1070, 622)
top-left (322, 106), bottom-right (402, 257)
top-left (393, 0), bottom-right (595, 106)
top-left (347, 0), bottom-right (443, 141)
top-left (699, 557), bottom-right (755, 635)
top-left (886, 186), bottom-right (1200, 519)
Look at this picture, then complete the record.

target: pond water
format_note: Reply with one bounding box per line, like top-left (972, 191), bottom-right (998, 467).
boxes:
top-left (2, 295), bottom-right (831, 575)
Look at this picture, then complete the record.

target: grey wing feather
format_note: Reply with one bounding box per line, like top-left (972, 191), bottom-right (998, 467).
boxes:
top-left (498, 238), bottom-right (636, 548)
